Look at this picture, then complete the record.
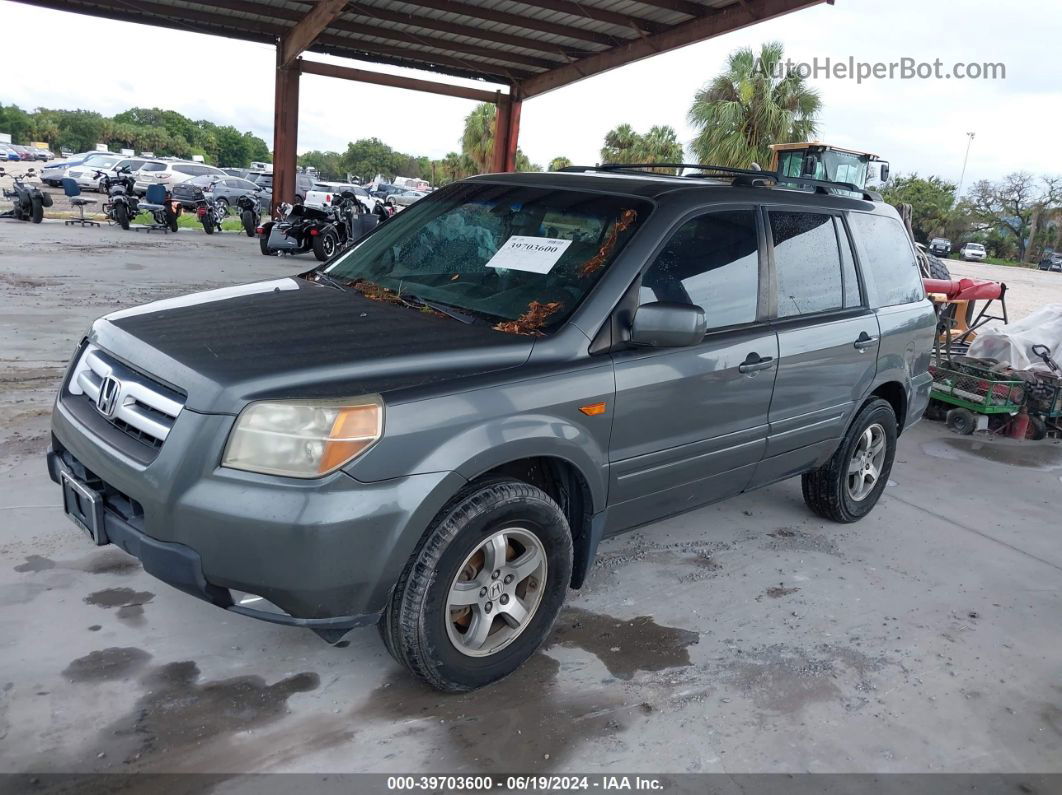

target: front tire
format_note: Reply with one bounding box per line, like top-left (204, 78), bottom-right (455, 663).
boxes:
top-left (381, 479), bottom-right (573, 692)
top-left (802, 398), bottom-right (898, 523)
top-left (30, 195), bottom-right (43, 223)
top-left (201, 213), bottom-right (215, 234)
top-left (114, 202), bottom-right (130, 230)
top-left (241, 210), bottom-right (256, 237)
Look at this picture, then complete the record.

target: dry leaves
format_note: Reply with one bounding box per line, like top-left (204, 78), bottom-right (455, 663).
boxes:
top-left (578, 208), bottom-right (639, 278)
top-left (493, 301), bottom-right (563, 336)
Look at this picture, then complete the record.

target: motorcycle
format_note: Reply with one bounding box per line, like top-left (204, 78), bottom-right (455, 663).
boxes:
top-left (0, 167), bottom-right (52, 223)
top-left (258, 192), bottom-right (376, 261)
top-left (196, 180), bottom-right (227, 235)
top-left (95, 166), bottom-right (139, 230)
top-left (236, 192), bottom-right (261, 238)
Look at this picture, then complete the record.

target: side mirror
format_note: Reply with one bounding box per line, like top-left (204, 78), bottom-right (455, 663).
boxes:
top-left (629, 302), bottom-right (706, 348)
top-left (878, 162), bottom-right (890, 183)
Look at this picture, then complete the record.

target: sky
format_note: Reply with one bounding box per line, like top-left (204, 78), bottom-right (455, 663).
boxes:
top-left (1, 0), bottom-right (1060, 191)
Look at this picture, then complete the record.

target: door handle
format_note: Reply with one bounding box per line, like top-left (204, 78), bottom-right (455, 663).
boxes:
top-left (853, 333), bottom-right (878, 351)
top-left (738, 354), bottom-right (775, 374)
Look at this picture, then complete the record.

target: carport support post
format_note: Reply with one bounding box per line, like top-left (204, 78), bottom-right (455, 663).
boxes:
top-left (272, 43), bottom-right (300, 214)
top-left (491, 90), bottom-right (522, 173)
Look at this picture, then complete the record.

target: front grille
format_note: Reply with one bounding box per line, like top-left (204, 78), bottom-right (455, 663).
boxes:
top-left (64, 345), bottom-right (185, 453)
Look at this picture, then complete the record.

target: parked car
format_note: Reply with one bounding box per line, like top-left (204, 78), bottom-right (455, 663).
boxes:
top-left (251, 171), bottom-right (314, 205)
top-left (0, 145), bottom-right (19, 161)
top-left (65, 154), bottom-right (133, 191)
top-left (10, 145), bottom-right (35, 161)
top-left (387, 189), bottom-right (427, 208)
top-left (132, 160), bottom-right (226, 196)
top-left (40, 151), bottom-right (95, 186)
top-left (46, 168), bottom-right (935, 692)
top-left (171, 174), bottom-right (263, 213)
top-left (1038, 251), bottom-right (1062, 272)
top-left (369, 181), bottom-right (403, 201)
top-left (32, 147), bottom-right (53, 161)
top-left (305, 181), bottom-right (385, 217)
top-left (221, 168), bottom-right (251, 179)
top-left (928, 237), bottom-right (951, 257)
top-left (959, 242), bottom-right (987, 261)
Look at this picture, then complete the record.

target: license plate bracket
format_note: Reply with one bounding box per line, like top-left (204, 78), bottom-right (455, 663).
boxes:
top-left (60, 469), bottom-right (108, 546)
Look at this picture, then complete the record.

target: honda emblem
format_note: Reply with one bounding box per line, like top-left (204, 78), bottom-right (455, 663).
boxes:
top-left (95, 375), bottom-right (122, 417)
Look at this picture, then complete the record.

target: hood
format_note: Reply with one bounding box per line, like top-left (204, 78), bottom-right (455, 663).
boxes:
top-left (90, 277), bottom-right (533, 414)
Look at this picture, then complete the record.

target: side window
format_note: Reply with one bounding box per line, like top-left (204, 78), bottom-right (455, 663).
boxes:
top-left (835, 217), bottom-right (862, 307)
top-left (769, 211), bottom-right (844, 318)
top-left (639, 209), bottom-right (760, 330)
top-left (847, 213), bottom-right (924, 306)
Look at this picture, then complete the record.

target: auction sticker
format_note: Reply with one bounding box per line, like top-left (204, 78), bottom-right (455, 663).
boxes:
top-left (485, 236), bottom-right (572, 274)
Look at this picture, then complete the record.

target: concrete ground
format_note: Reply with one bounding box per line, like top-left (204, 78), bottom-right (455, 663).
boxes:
top-left (0, 220), bottom-right (1059, 777)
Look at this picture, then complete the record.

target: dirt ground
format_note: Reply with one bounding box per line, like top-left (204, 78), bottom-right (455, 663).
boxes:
top-left (949, 259), bottom-right (1062, 323)
top-left (0, 220), bottom-right (1059, 782)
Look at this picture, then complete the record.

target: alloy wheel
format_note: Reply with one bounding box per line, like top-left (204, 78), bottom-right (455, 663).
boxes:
top-left (445, 527), bottom-right (547, 658)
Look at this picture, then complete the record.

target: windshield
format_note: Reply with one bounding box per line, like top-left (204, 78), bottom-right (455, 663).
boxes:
top-left (83, 154), bottom-right (119, 168)
top-left (324, 182), bottom-right (650, 334)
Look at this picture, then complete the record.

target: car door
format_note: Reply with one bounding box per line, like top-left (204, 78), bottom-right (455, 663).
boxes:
top-left (750, 208), bottom-right (878, 488)
top-left (607, 207), bottom-right (778, 534)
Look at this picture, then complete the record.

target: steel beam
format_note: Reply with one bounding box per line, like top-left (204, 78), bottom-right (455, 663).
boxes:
top-left (272, 46), bottom-right (300, 213)
top-left (518, 0), bottom-right (826, 98)
top-left (281, 0), bottom-right (349, 66)
top-left (299, 59), bottom-right (501, 104)
top-left (490, 92), bottom-right (523, 173)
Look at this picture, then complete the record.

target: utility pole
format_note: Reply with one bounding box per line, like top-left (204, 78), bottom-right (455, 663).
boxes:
top-left (957, 131), bottom-right (975, 197)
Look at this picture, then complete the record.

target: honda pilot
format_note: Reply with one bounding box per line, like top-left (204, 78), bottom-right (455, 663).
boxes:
top-left (48, 167), bottom-right (936, 691)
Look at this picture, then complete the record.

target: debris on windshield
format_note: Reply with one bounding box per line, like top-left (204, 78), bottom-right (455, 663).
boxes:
top-left (578, 209), bottom-right (638, 277)
top-left (348, 279), bottom-right (446, 318)
top-left (493, 300), bottom-right (562, 336)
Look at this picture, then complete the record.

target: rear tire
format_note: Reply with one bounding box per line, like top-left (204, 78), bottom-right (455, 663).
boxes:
top-left (259, 234), bottom-right (275, 256)
top-left (945, 407), bottom-right (977, 435)
top-left (802, 398), bottom-right (898, 523)
top-left (30, 195), bottom-right (43, 223)
top-left (1026, 415), bottom-right (1047, 441)
top-left (312, 228), bottom-right (338, 261)
top-left (241, 210), bottom-right (256, 237)
top-left (381, 478), bottom-right (572, 692)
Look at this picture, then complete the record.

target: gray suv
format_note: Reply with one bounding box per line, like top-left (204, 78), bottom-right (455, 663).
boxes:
top-left (47, 168), bottom-right (935, 691)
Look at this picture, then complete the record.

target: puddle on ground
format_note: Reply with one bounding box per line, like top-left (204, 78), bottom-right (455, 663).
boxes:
top-left (922, 437), bottom-right (1062, 470)
top-left (14, 550), bottom-right (141, 576)
top-left (721, 643), bottom-right (888, 717)
top-left (14, 555), bottom-right (54, 573)
top-left (547, 607), bottom-right (699, 680)
top-left (83, 587), bottom-right (154, 610)
top-left (359, 653), bottom-right (630, 772)
top-left (72, 661), bottom-right (321, 769)
top-left (62, 647), bottom-right (152, 683)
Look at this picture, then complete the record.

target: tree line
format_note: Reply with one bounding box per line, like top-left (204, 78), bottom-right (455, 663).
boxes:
top-left (0, 104), bottom-right (270, 167)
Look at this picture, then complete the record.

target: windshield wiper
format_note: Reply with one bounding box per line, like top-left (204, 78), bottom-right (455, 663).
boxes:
top-left (401, 294), bottom-right (484, 325)
top-left (311, 270), bottom-right (349, 291)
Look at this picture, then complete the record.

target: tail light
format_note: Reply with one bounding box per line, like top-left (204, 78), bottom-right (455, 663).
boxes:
top-left (325, 194), bottom-right (332, 203)
top-left (196, 206), bottom-right (207, 217)
top-left (255, 226), bottom-right (265, 235)
top-left (309, 228), bottom-right (320, 236)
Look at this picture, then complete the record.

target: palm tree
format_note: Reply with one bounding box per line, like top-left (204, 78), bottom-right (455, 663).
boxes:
top-left (688, 41), bottom-right (820, 169)
top-left (600, 123), bottom-right (639, 164)
top-left (461, 103), bottom-right (496, 173)
top-left (637, 126), bottom-right (684, 172)
top-left (549, 156), bottom-right (572, 171)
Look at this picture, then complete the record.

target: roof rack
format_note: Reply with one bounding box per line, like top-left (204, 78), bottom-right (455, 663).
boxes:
top-left (557, 163), bottom-right (881, 202)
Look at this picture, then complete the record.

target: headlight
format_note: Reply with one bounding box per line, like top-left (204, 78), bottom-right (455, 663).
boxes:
top-left (222, 397), bottom-right (383, 478)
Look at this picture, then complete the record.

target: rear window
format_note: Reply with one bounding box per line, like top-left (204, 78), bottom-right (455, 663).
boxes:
top-left (848, 213), bottom-right (924, 307)
top-left (139, 162), bottom-right (165, 172)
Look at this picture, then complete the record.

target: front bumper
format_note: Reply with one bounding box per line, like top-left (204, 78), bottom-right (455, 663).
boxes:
top-left (49, 397), bottom-right (463, 641)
